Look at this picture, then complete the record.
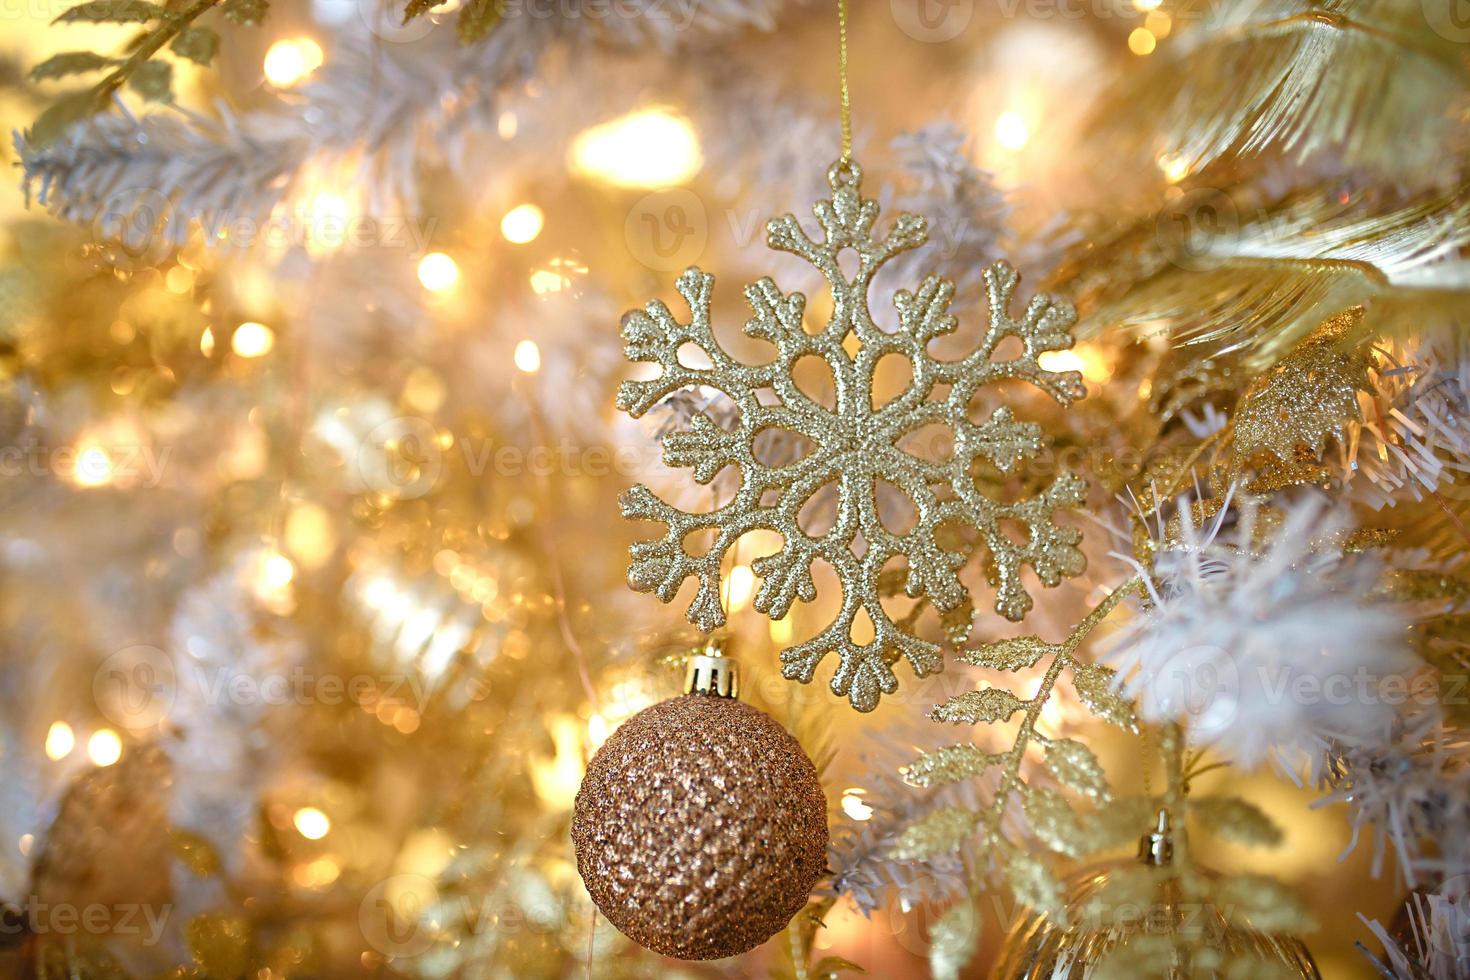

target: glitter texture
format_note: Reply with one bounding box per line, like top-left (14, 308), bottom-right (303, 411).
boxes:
top-left (618, 159), bottom-right (1087, 712)
top-left (571, 694), bottom-right (828, 960)
top-left (1234, 306), bottom-right (1372, 464)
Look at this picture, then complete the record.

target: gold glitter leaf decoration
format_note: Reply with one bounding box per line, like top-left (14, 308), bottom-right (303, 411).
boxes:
top-left (892, 805), bottom-right (980, 861)
top-left (1233, 307), bottom-right (1373, 464)
top-left (928, 901), bottom-right (980, 980)
top-left (901, 581), bottom-right (1143, 922)
top-left (1044, 738), bottom-right (1110, 801)
top-left (1024, 786), bottom-right (1088, 857)
top-left (1007, 850), bottom-right (1065, 920)
top-left (903, 743), bottom-right (1000, 788)
top-left (1216, 875), bottom-right (1316, 933)
top-left (955, 634), bottom-right (1058, 671)
top-left (1084, 796), bottom-right (1160, 852)
top-left (930, 687), bottom-right (1025, 725)
top-left (1071, 662), bottom-right (1138, 731)
top-left (1192, 796), bottom-right (1283, 848)
top-left (618, 159), bottom-right (1087, 711)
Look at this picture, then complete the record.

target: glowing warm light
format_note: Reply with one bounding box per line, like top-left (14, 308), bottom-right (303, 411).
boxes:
top-left (585, 675), bottom-right (657, 751)
top-left (1037, 350), bottom-right (1085, 375)
top-left (770, 616), bottom-right (795, 644)
top-left (302, 191), bottom-right (351, 236)
top-left (396, 829), bottom-right (455, 879)
top-left (1038, 347), bottom-right (1110, 385)
top-left (727, 564), bottom-right (756, 611)
top-left (840, 790), bottom-right (873, 821)
top-left (1133, 0), bottom-right (1161, 9)
top-left (200, 326), bottom-right (216, 357)
top-left (72, 445), bottom-right (116, 488)
top-left (404, 366), bottom-right (447, 414)
top-left (251, 551), bottom-right (297, 613)
top-left (500, 204), bottom-right (544, 244)
top-left (262, 552), bottom-right (295, 589)
top-left (570, 109), bottom-right (702, 188)
top-left (527, 269), bottom-right (565, 295)
top-left (1036, 689), bottom-right (1069, 737)
top-left (232, 321), bottom-right (275, 358)
top-left (1157, 152), bottom-right (1190, 183)
top-left (165, 266), bottom-right (195, 294)
top-left (45, 721), bottom-right (75, 761)
top-left (513, 339), bottom-right (542, 374)
top-left (417, 252), bottom-right (460, 293)
top-left (588, 713), bottom-right (610, 748)
top-left (530, 715), bottom-right (585, 810)
top-left (497, 111), bottom-right (518, 140)
top-left (1145, 10), bottom-right (1172, 37)
top-left (285, 502), bottom-right (336, 570)
top-left (293, 856), bottom-right (341, 888)
top-left (87, 729), bottom-right (122, 767)
top-left (361, 576), bottom-right (396, 611)
top-left (1128, 27), bottom-right (1157, 55)
top-left (529, 256), bottom-right (587, 296)
top-left (293, 806), bottom-right (331, 840)
top-left (263, 38), bottom-right (324, 88)
top-left (994, 111), bottom-right (1030, 151)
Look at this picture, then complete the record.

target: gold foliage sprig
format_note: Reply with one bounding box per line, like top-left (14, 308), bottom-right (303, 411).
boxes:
top-left (895, 579), bottom-right (1144, 919)
top-left (401, 0), bottom-right (501, 43)
top-left (25, 0), bottom-right (263, 146)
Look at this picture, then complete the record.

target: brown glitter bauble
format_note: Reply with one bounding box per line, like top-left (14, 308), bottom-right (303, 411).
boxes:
top-left (571, 693), bottom-right (828, 960)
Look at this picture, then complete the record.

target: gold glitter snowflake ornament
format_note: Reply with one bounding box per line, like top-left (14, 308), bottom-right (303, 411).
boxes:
top-left (618, 160), bottom-right (1087, 711)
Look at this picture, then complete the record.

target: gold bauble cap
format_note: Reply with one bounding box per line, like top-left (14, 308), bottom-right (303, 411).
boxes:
top-left (684, 637), bottom-right (739, 698)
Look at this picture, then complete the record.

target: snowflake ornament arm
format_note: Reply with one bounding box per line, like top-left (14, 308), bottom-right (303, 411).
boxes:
top-left (617, 160), bottom-right (1088, 712)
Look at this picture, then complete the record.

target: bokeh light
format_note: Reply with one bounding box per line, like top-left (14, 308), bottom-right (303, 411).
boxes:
top-left (417, 252), bottom-right (460, 293)
top-left (87, 729), bottom-right (122, 767)
top-left (263, 38), bottom-right (324, 88)
top-left (232, 321), bottom-right (275, 358)
top-left (500, 204), bottom-right (544, 244)
top-left (570, 109), bottom-right (702, 188)
top-left (45, 721), bottom-right (75, 761)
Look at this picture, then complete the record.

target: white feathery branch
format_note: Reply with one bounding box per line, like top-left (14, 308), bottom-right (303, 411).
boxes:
top-left (16, 1), bottom-right (783, 246)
